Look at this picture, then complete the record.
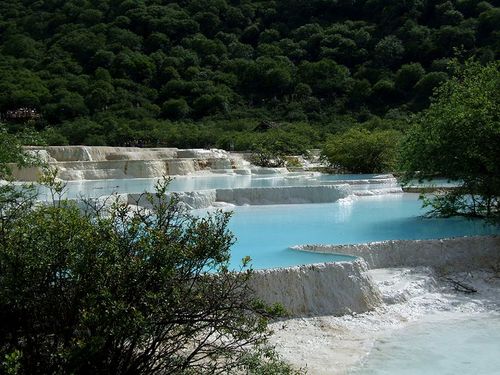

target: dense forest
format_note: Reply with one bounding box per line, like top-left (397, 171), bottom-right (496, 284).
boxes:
top-left (0, 0), bottom-right (499, 150)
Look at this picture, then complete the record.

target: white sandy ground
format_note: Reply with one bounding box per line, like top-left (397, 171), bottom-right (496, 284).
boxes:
top-left (268, 267), bottom-right (500, 374)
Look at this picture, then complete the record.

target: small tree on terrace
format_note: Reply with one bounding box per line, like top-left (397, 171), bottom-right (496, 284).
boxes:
top-left (400, 60), bottom-right (499, 220)
top-left (322, 128), bottom-right (402, 173)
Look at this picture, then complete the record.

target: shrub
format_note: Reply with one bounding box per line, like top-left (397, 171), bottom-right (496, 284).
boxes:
top-left (322, 128), bottom-right (402, 173)
top-left (0, 178), bottom-right (289, 374)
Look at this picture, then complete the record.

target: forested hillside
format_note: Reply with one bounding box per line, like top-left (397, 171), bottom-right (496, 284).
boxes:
top-left (0, 0), bottom-right (499, 149)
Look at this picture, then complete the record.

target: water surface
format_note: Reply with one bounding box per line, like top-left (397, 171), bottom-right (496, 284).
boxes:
top-left (27, 175), bottom-right (498, 270)
top-left (198, 194), bottom-right (498, 269)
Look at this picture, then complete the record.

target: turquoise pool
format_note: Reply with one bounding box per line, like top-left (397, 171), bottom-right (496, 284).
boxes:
top-left (196, 194), bottom-right (499, 269)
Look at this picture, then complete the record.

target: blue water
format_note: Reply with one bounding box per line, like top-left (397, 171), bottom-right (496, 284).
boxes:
top-left (28, 173), bottom-right (460, 200)
top-left (198, 194), bottom-right (498, 269)
top-left (33, 173), bottom-right (379, 199)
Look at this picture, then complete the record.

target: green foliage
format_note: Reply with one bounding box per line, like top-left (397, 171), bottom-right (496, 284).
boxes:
top-left (413, 72), bottom-right (449, 109)
top-left (247, 123), bottom-right (320, 167)
top-left (250, 148), bottom-right (286, 168)
top-left (395, 63), bottom-right (425, 92)
top-left (0, 124), bottom-right (41, 179)
top-left (299, 59), bottom-right (350, 96)
top-left (400, 60), bottom-right (500, 220)
top-left (2, 350), bottom-right (22, 375)
top-left (162, 98), bottom-right (191, 119)
top-left (0, 178), bottom-right (289, 374)
top-left (374, 35), bottom-right (405, 67)
top-left (0, 0), bottom-right (498, 145)
top-left (323, 128), bottom-right (402, 173)
top-left (0, 126), bottom-right (24, 178)
top-left (0, 60), bottom-right (50, 111)
top-left (242, 346), bottom-right (305, 375)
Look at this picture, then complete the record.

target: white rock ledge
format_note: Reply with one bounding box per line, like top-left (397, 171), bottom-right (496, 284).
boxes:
top-left (215, 185), bottom-right (351, 205)
top-left (250, 259), bottom-right (382, 317)
top-left (128, 190), bottom-right (217, 210)
top-left (12, 146), bottom-right (252, 181)
top-left (291, 236), bottom-right (500, 271)
top-left (251, 236), bottom-right (499, 318)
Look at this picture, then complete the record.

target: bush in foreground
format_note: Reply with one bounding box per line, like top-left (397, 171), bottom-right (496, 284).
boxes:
top-left (0, 177), bottom-right (298, 374)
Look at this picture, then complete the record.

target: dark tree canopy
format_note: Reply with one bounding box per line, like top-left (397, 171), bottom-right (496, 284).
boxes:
top-left (0, 0), bottom-right (498, 148)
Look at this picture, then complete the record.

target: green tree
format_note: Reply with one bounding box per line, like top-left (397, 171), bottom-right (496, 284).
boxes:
top-left (299, 59), bottom-right (350, 96)
top-left (0, 0), bottom-right (498, 144)
top-left (374, 35), bottom-right (404, 67)
top-left (162, 98), bottom-right (191, 119)
top-left (194, 12), bottom-right (221, 37)
top-left (413, 71), bottom-right (448, 109)
top-left (434, 26), bottom-right (475, 55)
top-left (322, 128), bottom-right (401, 173)
top-left (43, 91), bottom-right (89, 123)
top-left (0, 125), bottom-right (39, 179)
top-left (293, 83), bottom-right (312, 101)
top-left (395, 63), bottom-right (425, 92)
top-left (112, 51), bottom-right (155, 82)
top-left (0, 63), bottom-right (50, 111)
top-left (56, 29), bottom-right (106, 63)
top-left (400, 60), bottom-right (500, 219)
top-left (2, 34), bottom-right (44, 60)
top-left (371, 79), bottom-right (398, 107)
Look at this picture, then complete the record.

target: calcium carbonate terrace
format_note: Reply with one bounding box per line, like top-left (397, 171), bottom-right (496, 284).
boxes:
top-left (28, 176), bottom-right (498, 270)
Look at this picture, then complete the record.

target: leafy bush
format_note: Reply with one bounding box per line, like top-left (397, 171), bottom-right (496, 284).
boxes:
top-left (0, 124), bottom-right (41, 179)
top-left (322, 128), bottom-right (402, 173)
top-left (0, 177), bottom-right (291, 374)
top-left (250, 148), bottom-right (286, 168)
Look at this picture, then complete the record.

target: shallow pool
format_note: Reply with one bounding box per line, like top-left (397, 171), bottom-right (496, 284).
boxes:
top-left (197, 194), bottom-right (499, 269)
top-left (33, 173), bottom-right (382, 199)
top-left (353, 313), bottom-right (500, 374)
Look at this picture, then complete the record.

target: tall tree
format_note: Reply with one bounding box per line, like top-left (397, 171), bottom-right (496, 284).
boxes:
top-left (400, 60), bottom-right (500, 220)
